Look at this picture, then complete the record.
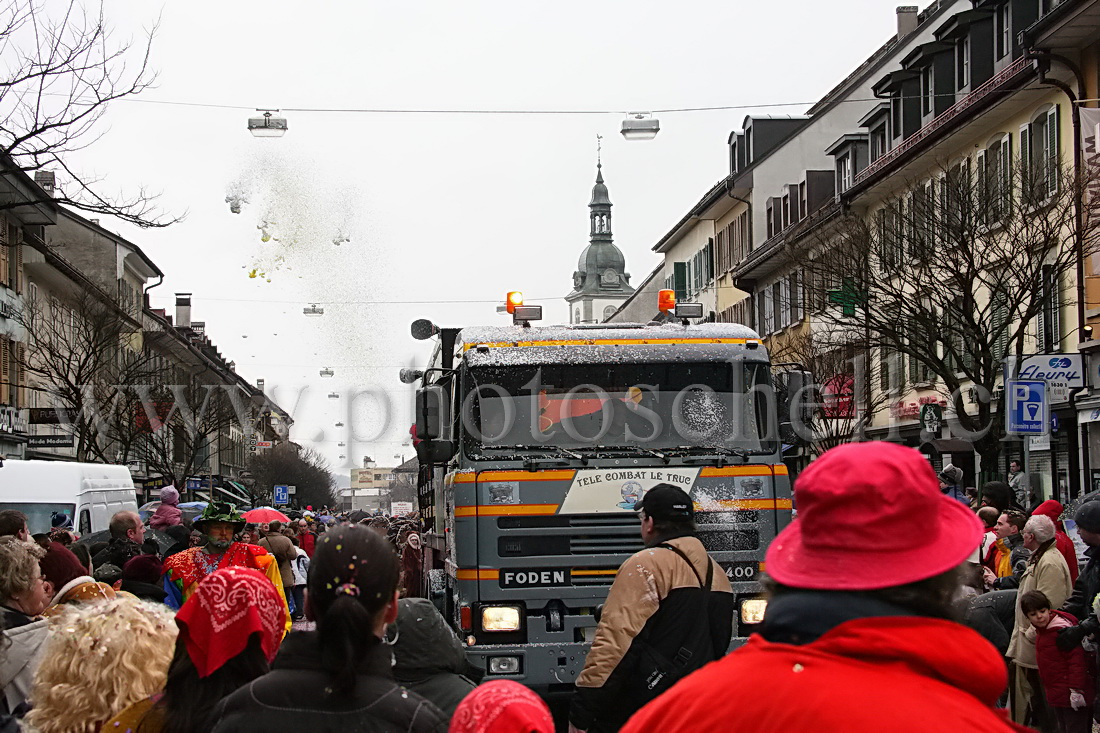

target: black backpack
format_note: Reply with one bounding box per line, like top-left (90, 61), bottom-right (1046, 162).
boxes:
top-left (620, 543), bottom-right (728, 707)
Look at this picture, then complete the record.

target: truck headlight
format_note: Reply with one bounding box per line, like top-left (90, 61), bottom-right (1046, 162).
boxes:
top-left (740, 599), bottom-right (767, 625)
top-left (481, 605), bottom-right (522, 632)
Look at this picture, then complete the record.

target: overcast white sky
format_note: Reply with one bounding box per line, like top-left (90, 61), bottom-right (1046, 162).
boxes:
top-left (60, 0), bottom-right (902, 474)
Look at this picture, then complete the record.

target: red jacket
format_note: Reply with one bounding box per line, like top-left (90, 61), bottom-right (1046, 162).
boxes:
top-left (1035, 610), bottom-right (1095, 708)
top-left (622, 616), bottom-right (1028, 732)
top-left (1032, 500), bottom-right (1080, 584)
top-left (297, 530), bottom-right (316, 558)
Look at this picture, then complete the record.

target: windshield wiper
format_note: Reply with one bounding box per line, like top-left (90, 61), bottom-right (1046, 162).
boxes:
top-left (673, 445), bottom-right (751, 465)
top-left (623, 446), bottom-right (670, 463)
top-left (483, 445), bottom-right (589, 464)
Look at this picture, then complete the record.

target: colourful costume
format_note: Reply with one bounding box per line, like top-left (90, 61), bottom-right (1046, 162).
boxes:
top-left (161, 502), bottom-right (291, 633)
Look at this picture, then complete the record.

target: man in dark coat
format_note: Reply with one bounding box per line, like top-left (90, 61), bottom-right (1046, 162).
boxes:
top-left (965, 589), bottom-right (1018, 657)
top-left (91, 511), bottom-right (145, 569)
top-left (392, 598), bottom-right (476, 717)
top-left (1056, 500), bottom-right (1100, 649)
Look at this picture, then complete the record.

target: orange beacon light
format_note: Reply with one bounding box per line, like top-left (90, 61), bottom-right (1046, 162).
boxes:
top-left (658, 289), bottom-right (676, 313)
top-left (506, 291), bottom-right (524, 314)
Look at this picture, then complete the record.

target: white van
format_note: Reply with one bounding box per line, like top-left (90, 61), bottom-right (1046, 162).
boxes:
top-left (0, 460), bottom-right (138, 535)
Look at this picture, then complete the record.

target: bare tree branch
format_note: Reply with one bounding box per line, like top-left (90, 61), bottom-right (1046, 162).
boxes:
top-left (0, 0), bottom-right (179, 228)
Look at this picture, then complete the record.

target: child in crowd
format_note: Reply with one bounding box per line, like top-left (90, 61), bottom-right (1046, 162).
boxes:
top-left (1022, 590), bottom-right (1095, 733)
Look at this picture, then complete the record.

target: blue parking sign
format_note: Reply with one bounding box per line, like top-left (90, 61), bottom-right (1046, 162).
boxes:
top-left (1006, 379), bottom-right (1048, 435)
top-left (273, 484), bottom-right (289, 506)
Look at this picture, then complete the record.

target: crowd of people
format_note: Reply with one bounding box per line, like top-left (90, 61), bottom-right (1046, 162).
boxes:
top-left (2, 447), bottom-right (1099, 732)
top-left (0, 495), bottom-right (560, 733)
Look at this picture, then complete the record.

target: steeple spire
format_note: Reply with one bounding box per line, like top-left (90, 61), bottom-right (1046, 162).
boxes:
top-left (566, 148), bottom-right (634, 324)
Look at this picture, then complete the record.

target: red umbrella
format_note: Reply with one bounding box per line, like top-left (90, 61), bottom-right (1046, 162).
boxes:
top-left (242, 507), bottom-right (290, 523)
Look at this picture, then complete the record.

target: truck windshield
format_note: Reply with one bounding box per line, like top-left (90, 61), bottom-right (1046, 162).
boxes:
top-left (463, 361), bottom-right (777, 457)
top-left (0, 503), bottom-right (75, 534)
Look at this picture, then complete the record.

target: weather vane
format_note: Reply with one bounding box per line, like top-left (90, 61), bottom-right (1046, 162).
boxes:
top-left (596, 134), bottom-right (603, 165)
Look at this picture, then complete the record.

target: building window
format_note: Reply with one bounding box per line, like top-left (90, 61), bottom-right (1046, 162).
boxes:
top-left (878, 202), bottom-right (902, 271)
top-left (890, 92), bottom-right (902, 138)
top-left (766, 202), bottom-right (775, 239)
top-left (837, 154), bottom-right (853, 193)
top-left (979, 134), bottom-right (1012, 223)
top-left (996, 4), bottom-right (1010, 59)
top-left (1021, 106), bottom-right (1060, 201)
top-left (798, 182), bottom-right (807, 218)
top-left (781, 194), bottom-right (791, 229)
top-left (908, 181), bottom-right (934, 261)
top-left (789, 271), bottom-right (803, 325)
top-left (1038, 264), bottom-right (1061, 351)
top-left (773, 283), bottom-right (785, 330)
top-left (871, 125), bottom-right (888, 162)
top-left (957, 37), bottom-right (970, 89)
top-left (921, 66), bottom-right (934, 116)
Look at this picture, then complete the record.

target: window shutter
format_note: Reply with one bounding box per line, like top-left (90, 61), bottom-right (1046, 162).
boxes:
top-left (15, 343), bottom-right (22, 408)
top-left (1046, 105), bottom-right (1060, 197)
top-left (1, 341), bottom-right (9, 401)
top-left (1019, 123), bottom-right (1032, 200)
top-left (13, 242), bottom-right (22, 295)
top-left (976, 150), bottom-right (987, 222)
top-left (880, 347), bottom-right (891, 392)
top-left (908, 319), bottom-right (920, 384)
top-left (791, 271), bottom-right (802, 324)
top-left (1000, 134), bottom-right (1012, 219)
top-left (1050, 267), bottom-right (1061, 349)
top-left (992, 293), bottom-right (1009, 363)
top-left (763, 286), bottom-right (773, 334)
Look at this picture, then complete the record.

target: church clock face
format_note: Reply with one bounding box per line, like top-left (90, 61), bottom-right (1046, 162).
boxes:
top-left (601, 269), bottom-right (618, 286)
top-left (573, 272), bottom-right (584, 288)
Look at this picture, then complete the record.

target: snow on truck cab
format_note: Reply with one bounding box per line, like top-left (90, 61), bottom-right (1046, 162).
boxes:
top-left (404, 296), bottom-right (811, 695)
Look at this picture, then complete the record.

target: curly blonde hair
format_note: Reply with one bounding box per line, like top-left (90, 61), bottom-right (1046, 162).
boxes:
top-left (0, 536), bottom-right (44, 603)
top-left (26, 596), bottom-right (177, 733)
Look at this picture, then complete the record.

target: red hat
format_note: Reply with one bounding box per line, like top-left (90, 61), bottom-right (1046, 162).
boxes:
top-left (122, 554), bottom-right (164, 585)
top-left (40, 542), bottom-right (87, 592)
top-left (175, 567), bottom-right (287, 678)
top-left (766, 442), bottom-right (983, 591)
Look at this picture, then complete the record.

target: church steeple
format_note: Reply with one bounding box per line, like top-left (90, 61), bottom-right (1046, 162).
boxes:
top-left (566, 138), bottom-right (635, 324)
top-left (589, 141), bottom-right (612, 236)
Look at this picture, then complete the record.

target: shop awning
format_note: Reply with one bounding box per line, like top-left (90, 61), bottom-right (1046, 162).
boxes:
top-left (214, 481), bottom-right (250, 505)
top-left (920, 438), bottom-right (973, 454)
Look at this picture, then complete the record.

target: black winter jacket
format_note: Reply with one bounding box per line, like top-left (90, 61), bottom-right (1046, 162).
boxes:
top-left (91, 537), bottom-right (143, 570)
top-left (1062, 546), bottom-right (1100, 635)
top-left (392, 598), bottom-right (477, 718)
top-left (210, 632), bottom-right (447, 733)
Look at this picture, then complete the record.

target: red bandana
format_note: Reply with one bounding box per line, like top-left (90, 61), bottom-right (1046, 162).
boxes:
top-left (174, 567), bottom-right (286, 678)
top-left (449, 680), bottom-right (554, 733)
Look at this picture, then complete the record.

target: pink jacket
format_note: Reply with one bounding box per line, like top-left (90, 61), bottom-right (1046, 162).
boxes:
top-left (150, 486), bottom-right (182, 530)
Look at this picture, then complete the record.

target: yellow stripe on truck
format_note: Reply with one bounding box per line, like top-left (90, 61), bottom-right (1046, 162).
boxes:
top-left (450, 470), bottom-right (576, 484)
top-left (698, 499), bottom-right (793, 511)
top-left (454, 504), bottom-right (561, 517)
top-left (456, 569), bottom-right (500, 581)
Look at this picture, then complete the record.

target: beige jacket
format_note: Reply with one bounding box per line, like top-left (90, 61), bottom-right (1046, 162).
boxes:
top-left (577, 535), bottom-right (732, 689)
top-left (1007, 539), bottom-right (1072, 668)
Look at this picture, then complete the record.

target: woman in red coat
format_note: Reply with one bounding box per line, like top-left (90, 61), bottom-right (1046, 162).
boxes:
top-left (622, 443), bottom-right (1029, 733)
top-left (1032, 500), bottom-right (1080, 584)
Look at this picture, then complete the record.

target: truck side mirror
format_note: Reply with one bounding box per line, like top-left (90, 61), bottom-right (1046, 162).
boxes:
top-left (416, 386), bottom-right (447, 440)
top-left (415, 438), bottom-right (456, 465)
top-left (776, 370), bottom-right (814, 449)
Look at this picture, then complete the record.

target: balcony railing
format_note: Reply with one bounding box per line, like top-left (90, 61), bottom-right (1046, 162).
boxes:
top-left (854, 55), bottom-right (1032, 186)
